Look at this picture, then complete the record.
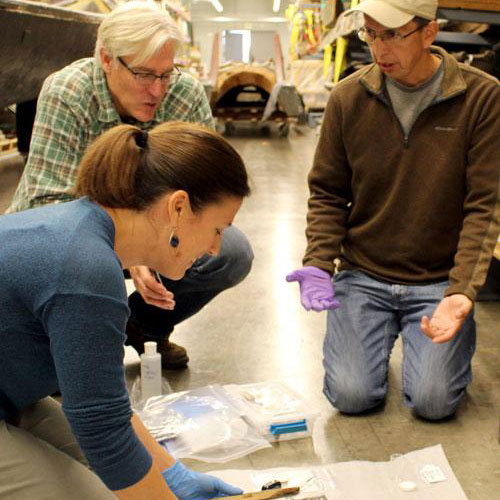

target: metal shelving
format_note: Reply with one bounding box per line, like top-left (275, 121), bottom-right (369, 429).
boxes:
top-left (436, 7), bottom-right (500, 50)
top-left (437, 7), bottom-right (500, 25)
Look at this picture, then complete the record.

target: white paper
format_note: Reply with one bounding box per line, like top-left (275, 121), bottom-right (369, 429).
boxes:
top-left (209, 444), bottom-right (468, 500)
top-left (420, 464), bottom-right (446, 484)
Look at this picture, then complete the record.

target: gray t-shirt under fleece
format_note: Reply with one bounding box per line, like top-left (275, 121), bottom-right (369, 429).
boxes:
top-left (386, 58), bottom-right (444, 137)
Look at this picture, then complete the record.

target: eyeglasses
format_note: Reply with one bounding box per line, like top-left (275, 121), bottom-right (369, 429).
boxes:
top-left (357, 24), bottom-right (425, 45)
top-left (118, 57), bottom-right (182, 86)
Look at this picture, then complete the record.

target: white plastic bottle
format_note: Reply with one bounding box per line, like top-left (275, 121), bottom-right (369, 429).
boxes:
top-left (140, 341), bottom-right (162, 402)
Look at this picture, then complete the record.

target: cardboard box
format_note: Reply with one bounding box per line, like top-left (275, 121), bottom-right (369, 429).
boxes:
top-left (438, 1), bottom-right (500, 12)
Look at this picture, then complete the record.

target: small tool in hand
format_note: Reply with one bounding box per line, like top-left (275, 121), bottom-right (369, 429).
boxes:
top-left (213, 486), bottom-right (299, 500)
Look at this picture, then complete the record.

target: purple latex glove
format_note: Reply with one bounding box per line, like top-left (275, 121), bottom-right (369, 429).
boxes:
top-left (286, 266), bottom-right (340, 312)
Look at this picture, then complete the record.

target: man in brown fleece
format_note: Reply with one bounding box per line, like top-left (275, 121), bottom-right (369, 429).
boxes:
top-left (287, 0), bottom-right (499, 420)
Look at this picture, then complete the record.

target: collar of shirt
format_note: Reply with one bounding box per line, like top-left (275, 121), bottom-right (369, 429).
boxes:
top-left (359, 46), bottom-right (466, 101)
top-left (93, 62), bottom-right (120, 124)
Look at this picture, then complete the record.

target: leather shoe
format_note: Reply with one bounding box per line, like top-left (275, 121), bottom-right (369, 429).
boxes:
top-left (125, 320), bottom-right (189, 369)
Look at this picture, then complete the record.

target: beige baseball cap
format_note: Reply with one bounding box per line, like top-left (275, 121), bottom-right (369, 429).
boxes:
top-left (344, 0), bottom-right (437, 28)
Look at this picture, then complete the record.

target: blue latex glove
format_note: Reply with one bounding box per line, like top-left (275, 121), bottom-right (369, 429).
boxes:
top-left (286, 266), bottom-right (340, 312)
top-left (161, 461), bottom-right (242, 500)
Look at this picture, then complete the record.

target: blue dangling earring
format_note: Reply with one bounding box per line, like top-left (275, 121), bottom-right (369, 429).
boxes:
top-left (169, 230), bottom-right (179, 248)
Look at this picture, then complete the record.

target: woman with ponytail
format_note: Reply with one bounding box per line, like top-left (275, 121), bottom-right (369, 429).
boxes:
top-left (0, 122), bottom-right (250, 500)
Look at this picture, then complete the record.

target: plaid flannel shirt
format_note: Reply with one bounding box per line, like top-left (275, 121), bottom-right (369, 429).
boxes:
top-left (7, 58), bottom-right (214, 213)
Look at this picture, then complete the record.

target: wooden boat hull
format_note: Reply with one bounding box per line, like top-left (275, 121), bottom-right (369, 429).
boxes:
top-left (0, 0), bottom-right (102, 108)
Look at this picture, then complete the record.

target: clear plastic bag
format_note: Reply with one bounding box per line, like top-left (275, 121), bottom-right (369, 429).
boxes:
top-left (137, 384), bottom-right (270, 463)
top-left (225, 381), bottom-right (319, 441)
top-left (129, 375), bottom-right (180, 441)
top-left (237, 382), bottom-right (306, 415)
top-left (137, 395), bottom-right (185, 441)
top-left (129, 373), bottom-right (173, 407)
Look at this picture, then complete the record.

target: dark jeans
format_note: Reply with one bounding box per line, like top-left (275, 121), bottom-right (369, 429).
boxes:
top-left (128, 226), bottom-right (253, 338)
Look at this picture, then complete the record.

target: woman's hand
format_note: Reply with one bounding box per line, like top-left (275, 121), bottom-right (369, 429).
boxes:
top-left (129, 266), bottom-right (175, 310)
top-left (161, 461), bottom-right (242, 500)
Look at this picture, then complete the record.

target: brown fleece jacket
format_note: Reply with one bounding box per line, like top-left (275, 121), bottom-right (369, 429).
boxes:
top-left (304, 46), bottom-right (499, 301)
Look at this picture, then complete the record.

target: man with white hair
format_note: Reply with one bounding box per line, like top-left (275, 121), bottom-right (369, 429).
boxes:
top-left (7, 1), bottom-right (253, 369)
top-left (287, 0), bottom-right (499, 420)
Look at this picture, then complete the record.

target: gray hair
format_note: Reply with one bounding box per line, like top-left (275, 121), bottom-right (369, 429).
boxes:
top-left (95, 1), bottom-right (182, 67)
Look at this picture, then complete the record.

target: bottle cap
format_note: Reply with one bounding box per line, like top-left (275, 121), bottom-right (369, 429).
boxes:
top-left (144, 341), bottom-right (157, 356)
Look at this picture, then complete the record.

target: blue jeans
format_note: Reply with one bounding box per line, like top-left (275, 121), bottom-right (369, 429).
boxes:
top-left (128, 226), bottom-right (253, 337)
top-left (323, 270), bottom-right (476, 420)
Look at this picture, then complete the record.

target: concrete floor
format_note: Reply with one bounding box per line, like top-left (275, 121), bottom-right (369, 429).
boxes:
top-left (1, 127), bottom-right (499, 499)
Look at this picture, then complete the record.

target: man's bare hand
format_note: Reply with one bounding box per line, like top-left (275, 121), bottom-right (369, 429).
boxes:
top-left (129, 266), bottom-right (175, 310)
top-left (420, 294), bottom-right (473, 344)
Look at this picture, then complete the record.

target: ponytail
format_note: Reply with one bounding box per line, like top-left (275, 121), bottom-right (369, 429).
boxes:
top-left (75, 121), bottom-right (250, 211)
top-left (75, 125), bottom-right (146, 208)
